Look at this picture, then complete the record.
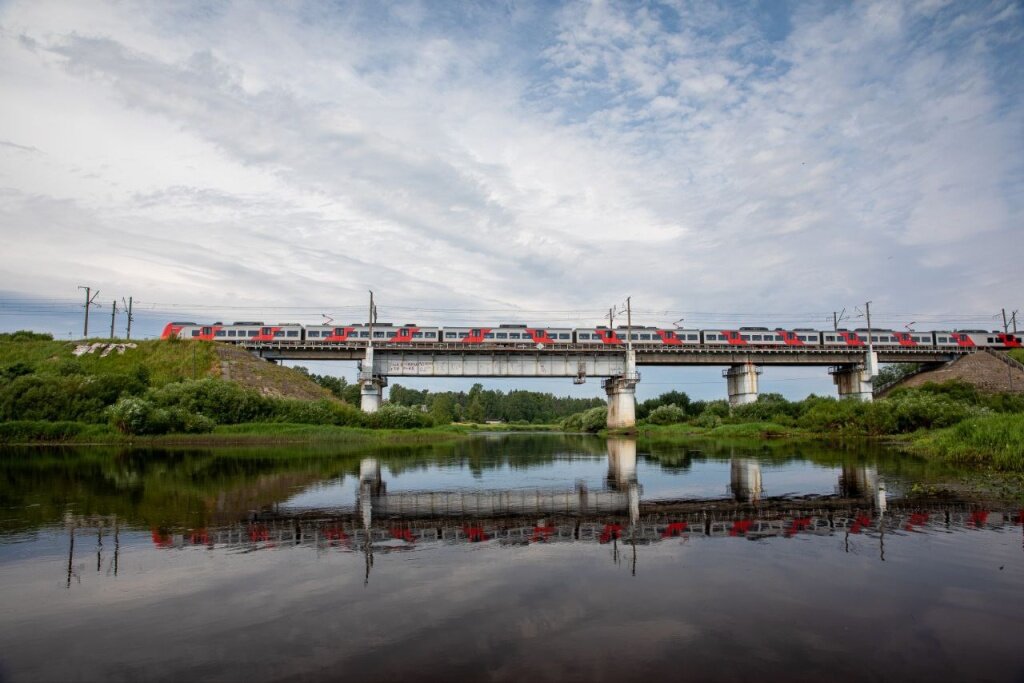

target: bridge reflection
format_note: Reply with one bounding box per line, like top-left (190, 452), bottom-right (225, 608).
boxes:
top-left (59, 440), bottom-right (1022, 586)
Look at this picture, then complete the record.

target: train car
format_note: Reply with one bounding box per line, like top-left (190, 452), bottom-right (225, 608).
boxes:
top-left (160, 322), bottom-right (302, 342)
top-left (821, 329), bottom-right (867, 347)
top-left (440, 325), bottom-right (573, 344)
top-left (891, 331), bottom-right (937, 347)
top-left (774, 329), bottom-right (823, 346)
top-left (576, 326), bottom-right (624, 345)
top-left (305, 323), bottom-right (440, 343)
top-left (933, 330), bottom-right (1022, 348)
top-left (701, 327), bottom-right (787, 346)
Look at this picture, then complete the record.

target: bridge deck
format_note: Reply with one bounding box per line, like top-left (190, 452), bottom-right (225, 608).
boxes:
top-left (241, 340), bottom-right (968, 374)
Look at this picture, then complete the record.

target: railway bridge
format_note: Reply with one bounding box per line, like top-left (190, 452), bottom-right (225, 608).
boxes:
top-left (241, 339), bottom-right (972, 427)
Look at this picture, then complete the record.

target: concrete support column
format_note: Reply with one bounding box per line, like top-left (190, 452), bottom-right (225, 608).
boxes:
top-left (730, 457), bottom-right (763, 503)
top-left (831, 365), bottom-right (873, 401)
top-left (358, 458), bottom-right (384, 529)
top-left (358, 346), bottom-right (387, 412)
top-left (604, 377), bottom-right (638, 429)
top-left (360, 379), bottom-right (386, 412)
top-left (724, 363), bottom-right (761, 406)
top-left (607, 437), bottom-right (640, 525)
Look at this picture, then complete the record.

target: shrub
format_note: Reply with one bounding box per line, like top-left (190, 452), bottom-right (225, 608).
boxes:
top-left (0, 375), bottom-right (106, 422)
top-left (580, 406), bottom-right (608, 432)
top-left (365, 404), bottom-right (434, 429)
top-left (0, 420), bottom-right (84, 442)
top-left (692, 412), bottom-right (722, 429)
top-left (0, 330), bottom-right (53, 342)
top-left (646, 404), bottom-right (687, 425)
top-left (147, 379), bottom-right (272, 424)
top-left (108, 397), bottom-right (170, 435)
top-left (270, 399), bottom-right (364, 427)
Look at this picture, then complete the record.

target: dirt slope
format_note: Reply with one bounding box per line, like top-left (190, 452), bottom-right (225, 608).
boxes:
top-left (213, 345), bottom-right (335, 401)
top-left (883, 351), bottom-right (1024, 395)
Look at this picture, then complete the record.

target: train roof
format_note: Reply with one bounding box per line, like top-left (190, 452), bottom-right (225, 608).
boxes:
top-left (232, 321), bottom-right (264, 325)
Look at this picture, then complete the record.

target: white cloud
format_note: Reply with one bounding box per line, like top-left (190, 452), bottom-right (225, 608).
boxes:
top-left (0, 0), bottom-right (1019, 340)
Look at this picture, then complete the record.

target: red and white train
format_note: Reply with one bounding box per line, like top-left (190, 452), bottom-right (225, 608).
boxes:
top-left (161, 322), bottom-right (1021, 349)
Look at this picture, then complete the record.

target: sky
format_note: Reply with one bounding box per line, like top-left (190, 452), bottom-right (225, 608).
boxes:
top-left (0, 0), bottom-right (1021, 400)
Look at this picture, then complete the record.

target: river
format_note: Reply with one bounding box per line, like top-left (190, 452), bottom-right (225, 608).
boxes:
top-left (0, 434), bottom-right (1021, 682)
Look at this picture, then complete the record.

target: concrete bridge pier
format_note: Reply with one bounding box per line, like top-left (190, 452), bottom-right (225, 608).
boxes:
top-left (604, 349), bottom-right (639, 430)
top-left (730, 456), bottom-right (763, 503)
top-left (830, 366), bottom-right (873, 401)
top-left (360, 378), bottom-right (387, 412)
top-left (607, 438), bottom-right (640, 526)
top-left (724, 363), bottom-right (761, 406)
top-left (604, 377), bottom-right (638, 429)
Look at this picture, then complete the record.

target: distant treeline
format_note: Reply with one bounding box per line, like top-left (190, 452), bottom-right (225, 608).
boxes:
top-left (296, 369), bottom-right (605, 424)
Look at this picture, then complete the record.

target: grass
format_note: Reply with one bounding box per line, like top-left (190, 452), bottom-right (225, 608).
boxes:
top-left (633, 421), bottom-right (808, 441)
top-left (910, 413), bottom-right (1024, 471)
top-left (0, 420), bottom-right (468, 446)
top-left (1009, 348), bottom-right (1024, 365)
top-left (0, 338), bottom-right (219, 386)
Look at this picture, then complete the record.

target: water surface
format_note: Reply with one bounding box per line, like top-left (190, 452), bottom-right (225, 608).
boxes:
top-left (0, 435), bottom-right (1021, 682)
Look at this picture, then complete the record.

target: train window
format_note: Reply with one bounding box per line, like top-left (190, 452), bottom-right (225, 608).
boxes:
top-left (412, 332), bottom-right (422, 338)
top-left (373, 332), bottom-right (385, 338)
top-left (988, 337), bottom-right (995, 344)
top-left (358, 331), bottom-right (368, 338)
top-left (509, 333), bottom-right (521, 339)
top-left (215, 330), bottom-right (226, 337)
top-left (687, 334), bottom-right (698, 341)
top-left (484, 333), bottom-right (494, 339)
top-left (741, 334), bottom-right (751, 341)
top-left (226, 330), bottom-right (235, 337)
top-left (308, 330), bottom-right (320, 338)
top-left (578, 333), bottom-right (590, 340)
top-left (559, 333), bottom-right (570, 340)
top-left (825, 336), bottom-right (834, 342)
top-left (287, 331), bottom-right (298, 337)
top-left (272, 330), bottom-right (283, 337)
top-left (191, 330), bottom-right (200, 337)
top-left (387, 332), bottom-right (396, 338)
top-left (246, 330), bottom-right (256, 337)
top-left (639, 334), bottom-right (651, 340)
top-left (751, 334), bottom-right (762, 341)
top-left (496, 333), bottom-right (508, 339)
top-left (445, 332), bottom-right (458, 338)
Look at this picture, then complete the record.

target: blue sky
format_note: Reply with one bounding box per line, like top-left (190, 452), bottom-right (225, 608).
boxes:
top-left (0, 0), bottom-right (1021, 400)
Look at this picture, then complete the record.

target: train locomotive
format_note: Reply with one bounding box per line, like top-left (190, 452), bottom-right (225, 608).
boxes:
top-left (161, 321), bottom-right (1022, 349)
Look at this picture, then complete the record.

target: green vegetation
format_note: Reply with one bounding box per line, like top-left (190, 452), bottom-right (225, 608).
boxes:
top-left (1010, 348), bottom-right (1024, 365)
top-left (910, 414), bottom-right (1024, 471)
top-left (0, 336), bottom-right (600, 443)
top-left (555, 380), bottom-right (1024, 470)
top-left (378, 381), bottom-right (605, 424)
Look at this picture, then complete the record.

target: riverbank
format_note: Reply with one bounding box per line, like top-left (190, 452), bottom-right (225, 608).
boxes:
top-left (0, 419), bottom-right (571, 446)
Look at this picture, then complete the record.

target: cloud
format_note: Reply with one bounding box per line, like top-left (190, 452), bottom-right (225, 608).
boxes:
top-left (0, 0), bottom-right (1020, 369)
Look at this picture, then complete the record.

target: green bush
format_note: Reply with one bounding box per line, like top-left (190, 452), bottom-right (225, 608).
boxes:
top-left (919, 414), bottom-right (1024, 470)
top-left (365, 404), bottom-right (434, 429)
top-left (646, 404), bottom-right (687, 425)
top-left (0, 375), bottom-right (106, 422)
top-left (692, 412), bottom-right (723, 429)
top-left (147, 379), bottom-right (272, 424)
top-left (0, 420), bottom-right (84, 441)
top-left (108, 397), bottom-right (169, 435)
top-left (270, 398), bottom-right (364, 427)
top-left (0, 330), bottom-right (53, 342)
top-left (559, 405), bottom-right (608, 432)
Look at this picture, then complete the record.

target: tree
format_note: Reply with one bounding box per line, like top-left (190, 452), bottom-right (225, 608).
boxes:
top-left (430, 394), bottom-right (454, 424)
top-left (466, 396), bottom-right (486, 423)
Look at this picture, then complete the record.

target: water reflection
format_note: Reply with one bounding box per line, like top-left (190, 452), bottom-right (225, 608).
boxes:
top-left (50, 441), bottom-right (1022, 586)
top-left (3, 435), bottom-right (1024, 683)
